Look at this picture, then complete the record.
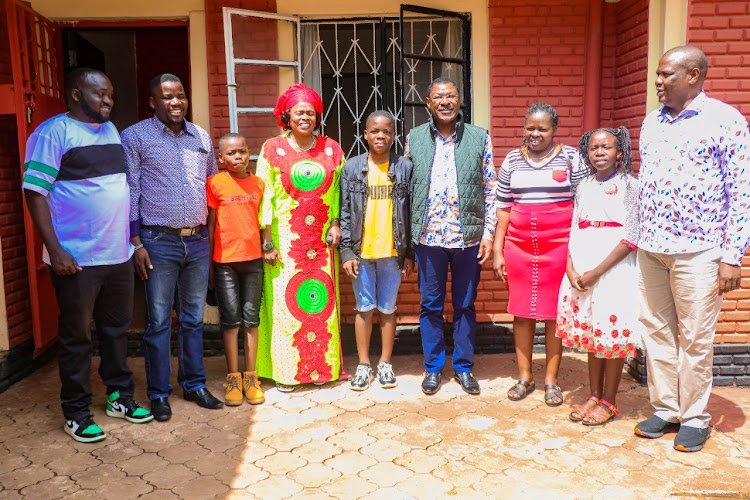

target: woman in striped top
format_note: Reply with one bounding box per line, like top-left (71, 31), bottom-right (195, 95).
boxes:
top-left (492, 103), bottom-right (588, 406)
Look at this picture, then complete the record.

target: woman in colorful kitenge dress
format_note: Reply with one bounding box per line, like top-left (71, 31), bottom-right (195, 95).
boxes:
top-left (256, 84), bottom-right (346, 392)
top-left (556, 126), bottom-right (642, 425)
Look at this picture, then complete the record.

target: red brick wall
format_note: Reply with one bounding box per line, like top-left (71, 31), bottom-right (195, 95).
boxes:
top-left (0, 1), bottom-right (11, 86)
top-left (488, 0), bottom-right (588, 156)
top-left (599, 3), bottom-right (617, 126)
top-left (687, 0), bottom-right (750, 342)
top-left (611, 0), bottom-right (649, 172)
top-left (593, 0), bottom-right (649, 171)
top-left (0, 116), bottom-right (33, 350)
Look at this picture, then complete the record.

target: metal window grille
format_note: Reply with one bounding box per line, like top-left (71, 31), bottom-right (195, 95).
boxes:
top-left (301, 10), bottom-right (471, 157)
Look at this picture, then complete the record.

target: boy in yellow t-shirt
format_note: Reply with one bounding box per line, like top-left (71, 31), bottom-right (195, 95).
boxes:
top-left (340, 111), bottom-right (414, 390)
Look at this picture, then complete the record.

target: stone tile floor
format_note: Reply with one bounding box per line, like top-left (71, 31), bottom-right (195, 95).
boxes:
top-left (1, 353), bottom-right (748, 499)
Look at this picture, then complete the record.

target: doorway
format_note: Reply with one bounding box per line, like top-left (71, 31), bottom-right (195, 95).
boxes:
top-left (61, 26), bottom-right (191, 132)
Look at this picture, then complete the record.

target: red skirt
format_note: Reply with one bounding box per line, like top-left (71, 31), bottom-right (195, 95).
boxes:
top-left (504, 201), bottom-right (573, 320)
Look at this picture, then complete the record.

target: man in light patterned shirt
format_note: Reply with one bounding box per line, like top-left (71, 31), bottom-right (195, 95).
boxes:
top-left (635, 46), bottom-right (750, 452)
top-left (405, 77), bottom-right (498, 396)
top-left (122, 73), bottom-right (222, 421)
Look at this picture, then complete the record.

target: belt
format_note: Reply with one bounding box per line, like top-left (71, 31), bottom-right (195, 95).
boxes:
top-left (143, 224), bottom-right (204, 236)
top-left (578, 220), bottom-right (623, 229)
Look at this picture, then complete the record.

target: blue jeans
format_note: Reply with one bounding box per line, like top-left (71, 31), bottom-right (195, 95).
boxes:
top-left (351, 257), bottom-right (402, 314)
top-left (415, 244), bottom-right (481, 374)
top-left (141, 226), bottom-right (210, 399)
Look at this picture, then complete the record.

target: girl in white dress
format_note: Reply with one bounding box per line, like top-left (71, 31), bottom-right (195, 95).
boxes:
top-left (556, 126), bottom-right (642, 426)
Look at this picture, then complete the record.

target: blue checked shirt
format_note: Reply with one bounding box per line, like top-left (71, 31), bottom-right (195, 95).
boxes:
top-left (121, 117), bottom-right (218, 236)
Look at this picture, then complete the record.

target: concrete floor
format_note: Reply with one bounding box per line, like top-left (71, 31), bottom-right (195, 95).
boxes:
top-left (0, 353), bottom-right (748, 499)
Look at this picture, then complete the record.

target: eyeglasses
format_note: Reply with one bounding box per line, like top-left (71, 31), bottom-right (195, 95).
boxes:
top-left (429, 94), bottom-right (459, 102)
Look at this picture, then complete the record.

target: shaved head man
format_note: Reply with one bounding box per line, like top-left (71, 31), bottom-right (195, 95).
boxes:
top-left (654, 45), bottom-right (708, 117)
top-left (635, 46), bottom-right (750, 452)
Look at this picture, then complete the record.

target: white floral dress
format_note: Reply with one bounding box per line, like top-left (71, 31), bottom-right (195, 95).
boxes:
top-left (556, 173), bottom-right (643, 358)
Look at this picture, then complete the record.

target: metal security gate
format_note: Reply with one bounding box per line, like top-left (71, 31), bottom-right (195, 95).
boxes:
top-left (301, 19), bottom-right (400, 157)
top-left (400, 5), bottom-right (471, 134)
top-left (300, 8), bottom-right (470, 157)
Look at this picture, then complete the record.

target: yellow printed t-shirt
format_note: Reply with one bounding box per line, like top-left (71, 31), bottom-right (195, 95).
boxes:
top-left (360, 159), bottom-right (397, 259)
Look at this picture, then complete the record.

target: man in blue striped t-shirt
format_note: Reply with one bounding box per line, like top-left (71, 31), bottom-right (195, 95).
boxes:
top-left (23, 68), bottom-right (153, 443)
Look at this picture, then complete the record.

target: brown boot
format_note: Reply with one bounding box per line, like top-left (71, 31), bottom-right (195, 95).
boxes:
top-left (243, 371), bottom-right (265, 405)
top-left (224, 373), bottom-right (243, 406)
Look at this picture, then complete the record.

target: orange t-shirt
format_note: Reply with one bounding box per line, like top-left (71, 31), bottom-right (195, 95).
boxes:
top-left (206, 171), bottom-right (264, 263)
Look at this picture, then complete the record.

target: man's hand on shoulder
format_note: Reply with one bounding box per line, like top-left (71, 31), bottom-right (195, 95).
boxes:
top-left (718, 262), bottom-right (741, 294)
top-left (49, 247), bottom-right (82, 275)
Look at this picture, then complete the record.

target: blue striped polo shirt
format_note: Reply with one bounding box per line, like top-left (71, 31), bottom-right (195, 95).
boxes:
top-left (22, 113), bottom-right (133, 267)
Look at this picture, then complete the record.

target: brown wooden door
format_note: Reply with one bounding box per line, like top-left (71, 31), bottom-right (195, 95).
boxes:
top-left (5, 0), bottom-right (65, 353)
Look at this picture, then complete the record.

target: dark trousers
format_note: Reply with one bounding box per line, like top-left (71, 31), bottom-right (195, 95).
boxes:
top-left (415, 244), bottom-right (481, 373)
top-left (50, 260), bottom-right (134, 420)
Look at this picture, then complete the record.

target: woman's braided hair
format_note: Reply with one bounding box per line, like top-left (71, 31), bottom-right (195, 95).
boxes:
top-left (520, 103), bottom-right (559, 160)
top-left (577, 126), bottom-right (633, 176)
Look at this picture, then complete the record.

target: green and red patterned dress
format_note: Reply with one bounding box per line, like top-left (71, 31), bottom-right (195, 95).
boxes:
top-left (256, 133), bottom-right (345, 386)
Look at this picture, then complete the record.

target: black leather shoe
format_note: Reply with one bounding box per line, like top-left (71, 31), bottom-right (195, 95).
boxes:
top-left (454, 372), bottom-right (480, 395)
top-left (184, 388), bottom-right (224, 409)
top-left (150, 397), bottom-right (171, 421)
top-left (421, 372), bottom-right (441, 395)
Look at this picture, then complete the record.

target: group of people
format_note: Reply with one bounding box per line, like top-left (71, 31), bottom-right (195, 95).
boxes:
top-left (490, 45), bottom-right (748, 453)
top-left (22, 45), bottom-right (748, 455)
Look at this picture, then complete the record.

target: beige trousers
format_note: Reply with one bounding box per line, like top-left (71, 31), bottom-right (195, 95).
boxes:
top-left (637, 247), bottom-right (721, 428)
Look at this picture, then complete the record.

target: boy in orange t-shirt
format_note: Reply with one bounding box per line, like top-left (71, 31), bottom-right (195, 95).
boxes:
top-left (207, 133), bottom-right (265, 406)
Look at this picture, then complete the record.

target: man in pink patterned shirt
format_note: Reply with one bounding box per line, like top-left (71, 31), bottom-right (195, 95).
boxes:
top-left (635, 46), bottom-right (750, 452)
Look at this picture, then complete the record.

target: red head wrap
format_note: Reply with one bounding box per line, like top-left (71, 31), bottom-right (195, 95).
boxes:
top-left (273, 83), bottom-right (324, 128)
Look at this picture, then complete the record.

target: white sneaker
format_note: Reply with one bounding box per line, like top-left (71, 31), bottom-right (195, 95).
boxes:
top-left (350, 363), bottom-right (373, 391)
top-left (376, 361), bottom-right (398, 388)
top-left (64, 416), bottom-right (106, 443)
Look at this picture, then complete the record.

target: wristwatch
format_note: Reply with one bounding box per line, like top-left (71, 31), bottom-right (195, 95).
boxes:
top-left (262, 241), bottom-right (274, 251)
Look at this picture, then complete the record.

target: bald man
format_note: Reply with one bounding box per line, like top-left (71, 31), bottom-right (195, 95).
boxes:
top-left (635, 46), bottom-right (750, 452)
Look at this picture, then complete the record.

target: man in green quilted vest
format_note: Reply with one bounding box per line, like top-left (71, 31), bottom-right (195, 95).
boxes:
top-left (405, 77), bottom-right (498, 395)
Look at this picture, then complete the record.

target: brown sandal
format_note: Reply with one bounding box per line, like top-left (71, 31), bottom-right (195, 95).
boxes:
top-left (569, 395), bottom-right (600, 422)
top-left (582, 399), bottom-right (619, 426)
